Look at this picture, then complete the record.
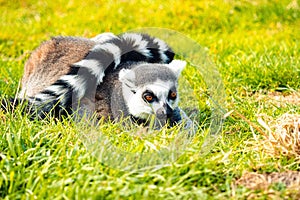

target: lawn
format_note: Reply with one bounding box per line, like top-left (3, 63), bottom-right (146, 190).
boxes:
top-left (0, 0), bottom-right (300, 199)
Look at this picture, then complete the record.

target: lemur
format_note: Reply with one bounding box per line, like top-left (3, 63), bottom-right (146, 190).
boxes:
top-left (2, 32), bottom-right (191, 129)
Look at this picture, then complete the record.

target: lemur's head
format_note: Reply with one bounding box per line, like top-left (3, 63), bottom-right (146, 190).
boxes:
top-left (119, 60), bottom-right (186, 128)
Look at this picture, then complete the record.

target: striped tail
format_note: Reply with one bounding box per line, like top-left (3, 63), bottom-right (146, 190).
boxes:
top-left (27, 33), bottom-right (175, 118)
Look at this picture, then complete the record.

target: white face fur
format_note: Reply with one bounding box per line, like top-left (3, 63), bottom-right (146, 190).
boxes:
top-left (119, 60), bottom-right (186, 120)
top-left (125, 79), bottom-right (178, 119)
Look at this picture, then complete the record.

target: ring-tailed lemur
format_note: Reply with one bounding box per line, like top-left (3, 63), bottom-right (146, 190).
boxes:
top-left (2, 32), bottom-right (192, 129)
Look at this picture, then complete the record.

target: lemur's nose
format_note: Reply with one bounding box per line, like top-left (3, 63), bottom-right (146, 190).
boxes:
top-left (155, 103), bottom-right (173, 121)
top-left (156, 107), bottom-right (166, 117)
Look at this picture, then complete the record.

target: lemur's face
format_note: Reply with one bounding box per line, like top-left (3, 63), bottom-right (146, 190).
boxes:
top-left (126, 79), bottom-right (179, 125)
top-left (119, 60), bottom-right (186, 128)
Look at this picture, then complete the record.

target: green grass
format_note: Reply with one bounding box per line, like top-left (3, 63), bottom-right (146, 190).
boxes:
top-left (1, 0), bottom-right (300, 199)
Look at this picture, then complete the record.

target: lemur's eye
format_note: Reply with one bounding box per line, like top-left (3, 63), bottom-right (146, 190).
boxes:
top-left (143, 92), bottom-right (155, 103)
top-left (169, 91), bottom-right (177, 100)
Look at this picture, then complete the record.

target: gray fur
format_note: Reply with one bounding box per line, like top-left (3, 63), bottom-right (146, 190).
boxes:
top-left (130, 63), bottom-right (178, 86)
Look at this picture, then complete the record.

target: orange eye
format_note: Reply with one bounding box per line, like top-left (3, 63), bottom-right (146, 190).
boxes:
top-left (145, 95), bottom-right (153, 102)
top-left (143, 92), bottom-right (155, 103)
top-left (169, 91), bottom-right (177, 100)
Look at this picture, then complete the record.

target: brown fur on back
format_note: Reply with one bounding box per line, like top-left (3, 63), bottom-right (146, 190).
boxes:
top-left (21, 37), bottom-right (95, 97)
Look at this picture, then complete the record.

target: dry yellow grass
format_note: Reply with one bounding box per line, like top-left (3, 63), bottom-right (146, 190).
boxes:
top-left (236, 171), bottom-right (300, 199)
top-left (257, 113), bottom-right (300, 159)
top-left (253, 91), bottom-right (300, 107)
top-left (236, 171), bottom-right (300, 190)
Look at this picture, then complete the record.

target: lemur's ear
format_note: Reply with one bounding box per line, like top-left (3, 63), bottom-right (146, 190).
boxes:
top-left (119, 69), bottom-right (136, 88)
top-left (166, 60), bottom-right (186, 78)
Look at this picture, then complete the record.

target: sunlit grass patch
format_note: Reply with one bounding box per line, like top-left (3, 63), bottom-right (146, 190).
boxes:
top-left (1, 0), bottom-right (300, 199)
